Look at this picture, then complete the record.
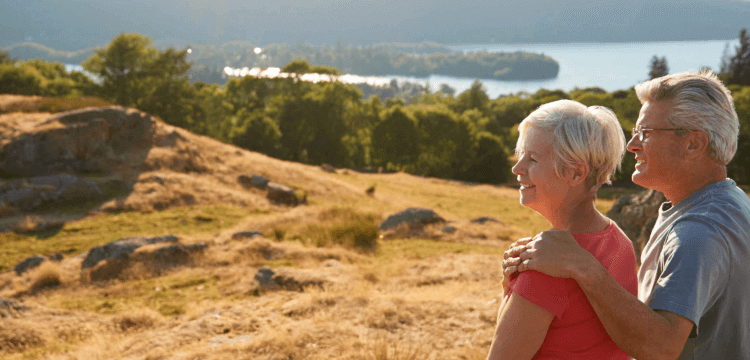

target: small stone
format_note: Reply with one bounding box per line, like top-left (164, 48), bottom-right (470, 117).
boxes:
top-left (231, 231), bottom-right (263, 240)
top-left (443, 225), bottom-right (457, 233)
top-left (255, 267), bottom-right (276, 287)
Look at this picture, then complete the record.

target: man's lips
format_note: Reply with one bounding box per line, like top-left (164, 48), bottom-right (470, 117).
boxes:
top-left (519, 182), bottom-right (535, 190)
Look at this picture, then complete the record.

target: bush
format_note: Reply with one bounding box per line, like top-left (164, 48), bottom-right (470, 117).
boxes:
top-left (298, 207), bottom-right (381, 252)
top-left (0, 63), bottom-right (44, 95)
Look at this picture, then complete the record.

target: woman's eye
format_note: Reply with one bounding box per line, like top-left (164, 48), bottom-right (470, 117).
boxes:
top-left (529, 157), bottom-right (537, 162)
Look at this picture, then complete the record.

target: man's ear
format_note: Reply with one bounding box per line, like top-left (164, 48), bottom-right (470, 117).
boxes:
top-left (686, 131), bottom-right (710, 158)
top-left (569, 163), bottom-right (589, 187)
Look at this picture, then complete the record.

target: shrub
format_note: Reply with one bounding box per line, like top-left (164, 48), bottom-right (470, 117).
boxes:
top-left (295, 207), bottom-right (381, 252)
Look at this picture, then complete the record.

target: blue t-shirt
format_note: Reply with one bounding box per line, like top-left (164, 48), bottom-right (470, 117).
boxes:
top-left (638, 179), bottom-right (750, 359)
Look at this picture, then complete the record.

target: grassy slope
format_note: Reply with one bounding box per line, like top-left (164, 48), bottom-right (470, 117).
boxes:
top-left (0, 96), bottom-right (716, 360)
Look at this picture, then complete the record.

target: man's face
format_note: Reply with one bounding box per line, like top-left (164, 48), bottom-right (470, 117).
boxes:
top-left (626, 101), bottom-right (687, 190)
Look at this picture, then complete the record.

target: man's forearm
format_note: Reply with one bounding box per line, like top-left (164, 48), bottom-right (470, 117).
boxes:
top-left (574, 262), bottom-right (686, 360)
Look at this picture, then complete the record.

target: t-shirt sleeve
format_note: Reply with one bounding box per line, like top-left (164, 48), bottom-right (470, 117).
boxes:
top-left (508, 270), bottom-right (577, 319)
top-left (647, 219), bottom-right (730, 336)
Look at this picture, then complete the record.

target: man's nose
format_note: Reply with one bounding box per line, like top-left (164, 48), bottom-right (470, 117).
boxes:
top-left (626, 135), bottom-right (641, 153)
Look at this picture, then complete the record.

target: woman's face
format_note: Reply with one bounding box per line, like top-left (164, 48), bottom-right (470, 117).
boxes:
top-left (512, 126), bottom-right (572, 216)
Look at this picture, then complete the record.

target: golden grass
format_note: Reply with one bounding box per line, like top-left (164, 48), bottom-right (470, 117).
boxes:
top-left (0, 204), bottom-right (257, 272)
top-left (0, 95), bottom-right (642, 359)
top-left (0, 96), bottom-right (113, 115)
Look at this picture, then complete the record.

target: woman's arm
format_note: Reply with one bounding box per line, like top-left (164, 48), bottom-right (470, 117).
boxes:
top-left (487, 293), bottom-right (554, 360)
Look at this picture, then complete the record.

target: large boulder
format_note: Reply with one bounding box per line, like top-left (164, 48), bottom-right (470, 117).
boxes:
top-left (606, 189), bottom-right (666, 263)
top-left (379, 208), bottom-right (445, 231)
top-left (154, 243), bottom-right (209, 265)
top-left (0, 175), bottom-right (102, 211)
top-left (238, 175), bottom-right (269, 189)
top-left (12, 255), bottom-right (46, 275)
top-left (84, 239), bottom-right (207, 281)
top-left (266, 182), bottom-right (304, 206)
top-left (11, 252), bottom-right (66, 275)
top-left (0, 106), bottom-right (153, 177)
top-left (81, 235), bottom-right (179, 270)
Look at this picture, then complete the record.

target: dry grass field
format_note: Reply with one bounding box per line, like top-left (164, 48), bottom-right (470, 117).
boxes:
top-left (0, 96), bottom-right (636, 360)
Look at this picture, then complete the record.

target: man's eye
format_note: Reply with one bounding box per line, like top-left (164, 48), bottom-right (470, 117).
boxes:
top-left (529, 157), bottom-right (537, 162)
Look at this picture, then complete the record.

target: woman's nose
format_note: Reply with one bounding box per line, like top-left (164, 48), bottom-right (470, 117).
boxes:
top-left (512, 160), bottom-right (524, 175)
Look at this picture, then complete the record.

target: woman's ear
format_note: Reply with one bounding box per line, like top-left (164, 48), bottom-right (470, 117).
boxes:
top-left (568, 163), bottom-right (589, 187)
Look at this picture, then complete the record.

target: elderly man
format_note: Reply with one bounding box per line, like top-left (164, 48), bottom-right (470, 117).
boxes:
top-left (503, 71), bottom-right (750, 360)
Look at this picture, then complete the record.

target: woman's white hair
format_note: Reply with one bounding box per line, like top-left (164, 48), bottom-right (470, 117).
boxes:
top-left (516, 99), bottom-right (626, 189)
top-left (634, 71), bottom-right (738, 165)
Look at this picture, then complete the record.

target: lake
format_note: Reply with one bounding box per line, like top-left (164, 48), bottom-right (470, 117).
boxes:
top-left (398, 40), bottom-right (735, 98)
top-left (66, 39), bottom-right (739, 99)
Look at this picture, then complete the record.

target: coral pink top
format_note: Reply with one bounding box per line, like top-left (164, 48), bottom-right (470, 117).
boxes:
top-left (507, 222), bottom-right (638, 359)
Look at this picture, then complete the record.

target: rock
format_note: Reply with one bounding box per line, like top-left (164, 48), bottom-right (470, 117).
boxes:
top-left (0, 298), bottom-right (27, 318)
top-left (379, 208), bottom-right (445, 231)
top-left (0, 107), bottom-right (153, 177)
top-left (255, 267), bottom-right (276, 287)
top-left (443, 225), bottom-right (457, 233)
top-left (49, 253), bottom-right (63, 261)
top-left (81, 235), bottom-right (179, 270)
top-left (13, 255), bottom-right (46, 275)
top-left (272, 268), bottom-right (328, 291)
top-left (325, 260), bottom-right (341, 267)
top-left (154, 243), bottom-right (208, 265)
top-left (606, 189), bottom-right (666, 263)
top-left (0, 175), bottom-right (102, 211)
top-left (365, 186), bottom-right (375, 196)
top-left (266, 182), bottom-right (303, 206)
top-left (321, 164), bottom-right (336, 173)
top-left (472, 216), bottom-right (501, 224)
top-left (231, 231), bottom-right (263, 240)
top-left (238, 175), bottom-right (269, 189)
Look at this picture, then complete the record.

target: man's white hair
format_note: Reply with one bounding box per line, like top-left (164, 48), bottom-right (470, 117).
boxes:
top-left (516, 99), bottom-right (626, 189)
top-left (635, 71), bottom-right (739, 165)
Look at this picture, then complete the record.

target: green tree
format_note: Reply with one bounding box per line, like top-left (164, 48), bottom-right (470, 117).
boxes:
top-left (276, 81), bottom-right (362, 165)
top-left (453, 79), bottom-right (490, 115)
top-left (83, 33), bottom-right (159, 106)
top-left (281, 59), bottom-right (313, 74)
top-left (191, 82), bottom-right (233, 141)
top-left (461, 131), bottom-right (513, 184)
top-left (231, 108), bottom-right (283, 158)
top-left (0, 63), bottom-right (44, 95)
top-left (721, 29), bottom-right (750, 86)
top-left (82, 33), bottom-right (193, 126)
top-left (727, 86), bottom-right (750, 184)
top-left (371, 106), bottom-right (420, 168)
top-left (648, 55), bottom-right (669, 80)
top-left (0, 49), bottom-right (13, 63)
top-left (413, 106), bottom-right (476, 178)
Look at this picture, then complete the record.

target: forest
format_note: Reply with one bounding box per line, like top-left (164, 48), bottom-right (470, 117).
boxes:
top-left (3, 40), bottom-right (560, 81)
top-left (1, 31), bottom-right (749, 186)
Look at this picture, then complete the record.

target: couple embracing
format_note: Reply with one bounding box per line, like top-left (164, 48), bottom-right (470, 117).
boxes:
top-left (487, 71), bottom-right (750, 360)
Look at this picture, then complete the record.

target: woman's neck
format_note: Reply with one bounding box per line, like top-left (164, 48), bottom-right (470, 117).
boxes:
top-left (545, 197), bottom-right (609, 234)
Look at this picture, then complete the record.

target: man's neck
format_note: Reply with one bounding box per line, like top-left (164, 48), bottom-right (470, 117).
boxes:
top-left (662, 165), bottom-right (727, 205)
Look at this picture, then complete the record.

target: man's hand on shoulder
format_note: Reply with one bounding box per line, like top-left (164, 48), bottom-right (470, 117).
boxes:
top-left (503, 230), bottom-right (596, 280)
top-left (502, 237), bottom-right (532, 294)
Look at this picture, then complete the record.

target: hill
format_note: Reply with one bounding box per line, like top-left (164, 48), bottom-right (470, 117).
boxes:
top-left (1, 95), bottom-right (593, 359)
top-left (1, 0), bottom-right (749, 50)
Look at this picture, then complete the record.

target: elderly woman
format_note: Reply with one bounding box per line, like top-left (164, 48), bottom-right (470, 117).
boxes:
top-left (486, 100), bottom-right (637, 360)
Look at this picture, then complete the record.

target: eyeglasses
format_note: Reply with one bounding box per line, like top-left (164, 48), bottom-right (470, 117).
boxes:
top-left (631, 126), bottom-right (690, 141)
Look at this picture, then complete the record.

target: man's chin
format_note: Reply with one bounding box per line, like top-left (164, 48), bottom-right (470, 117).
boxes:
top-left (631, 172), bottom-right (650, 188)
